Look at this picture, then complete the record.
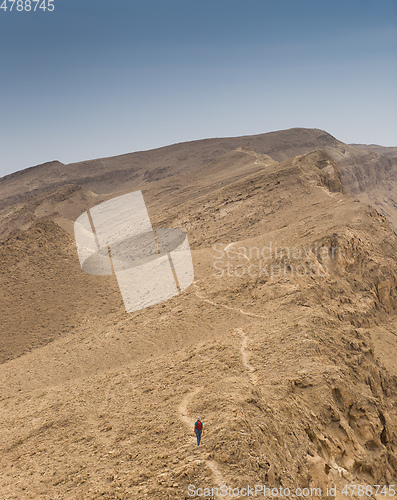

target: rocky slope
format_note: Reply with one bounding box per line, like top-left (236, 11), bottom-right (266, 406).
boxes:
top-left (1, 128), bottom-right (397, 237)
top-left (0, 143), bottom-right (396, 498)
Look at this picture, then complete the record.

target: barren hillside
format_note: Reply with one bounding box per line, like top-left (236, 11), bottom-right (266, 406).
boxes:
top-left (351, 144), bottom-right (397, 160)
top-left (1, 128), bottom-right (397, 237)
top-left (0, 133), bottom-right (397, 498)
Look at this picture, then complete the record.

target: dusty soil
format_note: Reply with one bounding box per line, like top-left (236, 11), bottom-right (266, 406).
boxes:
top-left (0, 131), bottom-right (397, 498)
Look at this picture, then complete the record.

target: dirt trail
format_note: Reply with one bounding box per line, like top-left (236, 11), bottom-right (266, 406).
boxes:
top-left (237, 328), bottom-right (258, 385)
top-left (178, 387), bottom-right (202, 428)
top-left (178, 388), bottom-right (233, 499)
top-left (194, 283), bottom-right (267, 319)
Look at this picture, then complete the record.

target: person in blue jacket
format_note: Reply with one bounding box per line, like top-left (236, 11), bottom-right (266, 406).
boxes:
top-left (194, 417), bottom-right (203, 445)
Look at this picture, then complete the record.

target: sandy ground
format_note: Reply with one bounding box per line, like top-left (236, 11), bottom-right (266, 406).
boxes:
top-left (0, 138), bottom-right (397, 498)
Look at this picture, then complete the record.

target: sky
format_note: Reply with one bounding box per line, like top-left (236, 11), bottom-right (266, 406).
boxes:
top-left (0, 0), bottom-right (396, 177)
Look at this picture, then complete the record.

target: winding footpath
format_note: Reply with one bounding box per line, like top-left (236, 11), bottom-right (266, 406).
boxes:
top-left (178, 388), bottom-right (233, 499)
top-left (177, 283), bottom-right (263, 498)
top-left (194, 284), bottom-right (267, 320)
top-left (237, 328), bottom-right (258, 386)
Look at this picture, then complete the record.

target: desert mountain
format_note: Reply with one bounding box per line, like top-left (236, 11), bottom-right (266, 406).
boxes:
top-left (0, 131), bottom-right (397, 498)
top-left (1, 128), bottom-right (397, 237)
top-left (351, 144), bottom-right (397, 160)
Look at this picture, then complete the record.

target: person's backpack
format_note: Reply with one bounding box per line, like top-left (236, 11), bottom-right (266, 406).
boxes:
top-left (196, 420), bottom-right (202, 431)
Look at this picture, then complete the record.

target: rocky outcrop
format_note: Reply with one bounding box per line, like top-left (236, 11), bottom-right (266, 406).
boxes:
top-left (294, 150), bottom-right (345, 194)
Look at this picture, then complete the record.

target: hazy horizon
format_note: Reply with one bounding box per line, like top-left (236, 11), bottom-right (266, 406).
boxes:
top-left (2, 126), bottom-right (397, 178)
top-left (1, 0), bottom-right (396, 177)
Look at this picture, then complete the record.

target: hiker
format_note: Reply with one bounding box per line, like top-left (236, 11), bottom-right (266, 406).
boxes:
top-left (194, 417), bottom-right (203, 445)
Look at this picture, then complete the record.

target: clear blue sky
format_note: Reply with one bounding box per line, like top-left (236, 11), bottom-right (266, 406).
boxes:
top-left (0, 0), bottom-right (396, 177)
